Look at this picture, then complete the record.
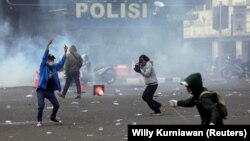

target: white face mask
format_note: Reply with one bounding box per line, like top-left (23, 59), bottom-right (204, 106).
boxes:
top-left (48, 62), bottom-right (54, 66)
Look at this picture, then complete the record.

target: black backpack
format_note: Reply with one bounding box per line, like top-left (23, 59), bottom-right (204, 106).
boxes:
top-left (200, 91), bottom-right (228, 119)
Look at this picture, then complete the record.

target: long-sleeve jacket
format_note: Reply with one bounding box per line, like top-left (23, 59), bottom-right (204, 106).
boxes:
top-left (38, 50), bottom-right (66, 91)
top-left (140, 61), bottom-right (158, 85)
top-left (65, 46), bottom-right (83, 74)
top-left (178, 73), bottom-right (224, 125)
top-left (178, 93), bottom-right (223, 125)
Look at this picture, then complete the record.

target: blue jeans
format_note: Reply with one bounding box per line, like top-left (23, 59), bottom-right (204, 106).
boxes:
top-left (37, 89), bottom-right (59, 121)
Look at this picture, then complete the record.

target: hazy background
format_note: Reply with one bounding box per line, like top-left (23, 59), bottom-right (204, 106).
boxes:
top-left (0, 0), bottom-right (206, 87)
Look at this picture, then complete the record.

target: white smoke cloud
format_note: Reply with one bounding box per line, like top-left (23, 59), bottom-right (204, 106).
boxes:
top-left (0, 23), bottom-right (40, 87)
top-left (0, 22), bottom-right (70, 87)
top-left (0, 1), bottom-right (209, 87)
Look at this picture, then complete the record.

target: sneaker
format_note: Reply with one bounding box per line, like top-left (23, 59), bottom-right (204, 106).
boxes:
top-left (57, 93), bottom-right (65, 99)
top-left (36, 121), bottom-right (42, 127)
top-left (50, 117), bottom-right (62, 123)
top-left (151, 112), bottom-right (162, 116)
top-left (75, 95), bottom-right (81, 99)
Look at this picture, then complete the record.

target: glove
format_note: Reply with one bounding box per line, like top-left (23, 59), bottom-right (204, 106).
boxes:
top-left (133, 64), bottom-right (141, 73)
top-left (169, 100), bottom-right (178, 107)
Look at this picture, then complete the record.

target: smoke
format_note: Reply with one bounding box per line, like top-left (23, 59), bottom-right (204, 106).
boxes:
top-left (0, 21), bottom-right (71, 87)
top-left (0, 22), bottom-right (36, 87)
top-left (0, 0), bottom-right (209, 87)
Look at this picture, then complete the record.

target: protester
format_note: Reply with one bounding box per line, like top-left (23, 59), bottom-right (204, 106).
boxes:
top-left (134, 54), bottom-right (162, 116)
top-left (58, 45), bottom-right (83, 99)
top-left (169, 73), bottom-right (226, 125)
top-left (36, 40), bottom-right (67, 127)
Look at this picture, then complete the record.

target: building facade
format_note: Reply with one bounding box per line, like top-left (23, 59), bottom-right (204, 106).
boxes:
top-left (184, 0), bottom-right (250, 63)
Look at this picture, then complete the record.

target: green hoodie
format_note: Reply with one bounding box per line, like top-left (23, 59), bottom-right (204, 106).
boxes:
top-left (177, 73), bottom-right (224, 125)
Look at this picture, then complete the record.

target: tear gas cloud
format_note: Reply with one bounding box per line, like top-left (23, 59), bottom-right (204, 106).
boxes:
top-left (0, 22), bottom-right (71, 87)
top-left (0, 22), bottom-right (39, 87)
top-left (0, 0), bottom-right (207, 87)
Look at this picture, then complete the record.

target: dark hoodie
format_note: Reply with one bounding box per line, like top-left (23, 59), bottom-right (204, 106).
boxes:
top-left (65, 45), bottom-right (83, 74)
top-left (177, 73), bottom-right (223, 125)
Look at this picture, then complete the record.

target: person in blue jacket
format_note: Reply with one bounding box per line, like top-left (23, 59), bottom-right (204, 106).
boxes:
top-left (36, 40), bottom-right (68, 127)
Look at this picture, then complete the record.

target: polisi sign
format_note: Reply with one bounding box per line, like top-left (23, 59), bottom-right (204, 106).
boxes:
top-left (76, 2), bottom-right (148, 19)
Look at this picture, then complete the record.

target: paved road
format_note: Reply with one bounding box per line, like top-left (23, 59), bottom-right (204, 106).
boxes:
top-left (0, 79), bottom-right (250, 141)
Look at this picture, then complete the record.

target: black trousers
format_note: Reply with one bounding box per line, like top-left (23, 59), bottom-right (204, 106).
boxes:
top-left (142, 84), bottom-right (161, 113)
top-left (62, 71), bottom-right (81, 96)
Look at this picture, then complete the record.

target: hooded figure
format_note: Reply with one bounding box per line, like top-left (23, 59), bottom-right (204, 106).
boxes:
top-left (64, 45), bottom-right (83, 74)
top-left (169, 73), bottom-right (224, 125)
top-left (58, 45), bottom-right (84, 99)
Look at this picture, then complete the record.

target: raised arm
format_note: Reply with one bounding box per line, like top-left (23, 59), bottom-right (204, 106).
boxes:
top-left (40, 40), bottom-right (53, 68)
top-left (56, 44), bottom-right (68, 71)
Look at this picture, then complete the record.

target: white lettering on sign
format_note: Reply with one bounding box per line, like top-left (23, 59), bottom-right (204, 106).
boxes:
top-left (76, 3), bottom-right (88, 18)
top-left (90, 3), bottom-right (105, 18)
top-left (76, 2), bottom-right (148, 19)
top-left (107, 3), bottom-right (119, 18)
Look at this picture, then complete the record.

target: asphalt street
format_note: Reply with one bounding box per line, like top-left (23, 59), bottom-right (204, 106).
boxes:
top-left (0, 79), bottom-right (250, 141)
